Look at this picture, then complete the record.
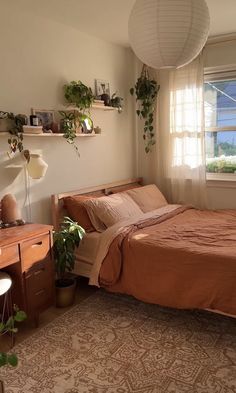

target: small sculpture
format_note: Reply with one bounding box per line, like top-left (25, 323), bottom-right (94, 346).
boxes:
top-left (1, 194), bottom-right (22, 224)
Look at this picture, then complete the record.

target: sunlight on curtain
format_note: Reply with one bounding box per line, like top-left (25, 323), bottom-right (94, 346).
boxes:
top-left (166, 55), bottom-right (207, 207)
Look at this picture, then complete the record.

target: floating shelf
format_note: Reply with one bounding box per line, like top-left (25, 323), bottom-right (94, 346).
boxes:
top-left (0, 132), bottom-right (101, 137)
top-left (65, 104), bottom-right (117, 111)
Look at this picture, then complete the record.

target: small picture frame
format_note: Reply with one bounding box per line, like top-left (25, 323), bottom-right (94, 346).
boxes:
top-left (32, 109), bottom-right (55, 129)
top-left (95, 79), bottom-right (110, 98)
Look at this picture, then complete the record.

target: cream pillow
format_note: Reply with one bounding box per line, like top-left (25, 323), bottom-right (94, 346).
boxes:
top-left (126, 184), bottom-right (167, 213)
top-left (84, 193), bottom-right (142, 230)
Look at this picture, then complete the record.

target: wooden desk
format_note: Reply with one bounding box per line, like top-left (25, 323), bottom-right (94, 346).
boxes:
top-left (0, 224), bottom-right (54, 325)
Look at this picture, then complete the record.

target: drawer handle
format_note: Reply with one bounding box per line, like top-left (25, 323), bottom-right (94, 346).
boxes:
top-left (34, 268), bottom-right (45, 276)
top-left (31, 241), bottom-right (43, 248)
top-left (35, 289), bottom-right (45, 296)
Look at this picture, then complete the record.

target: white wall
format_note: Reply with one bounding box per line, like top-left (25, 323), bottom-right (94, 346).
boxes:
top-left (0, 2), bottom-right (136, 224)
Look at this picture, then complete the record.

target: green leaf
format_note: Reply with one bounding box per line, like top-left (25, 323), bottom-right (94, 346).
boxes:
top-left (14, 310), bottom-right (27, 322)
top-left (0, 353), bottom-right (7, 367)
top-left (7, 353), bottom-right (18, 367)
top-left (130, 88), bottom-right (134, 95)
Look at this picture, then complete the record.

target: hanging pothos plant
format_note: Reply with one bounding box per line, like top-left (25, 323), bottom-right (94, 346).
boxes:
top-left (0, 111), bottom-right (26, 155)
top-left (130, 65), bottom-right (160, 153)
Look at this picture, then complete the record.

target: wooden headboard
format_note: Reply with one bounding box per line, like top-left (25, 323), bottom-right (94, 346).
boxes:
top-left (51, 177), bottom-right (143, 230)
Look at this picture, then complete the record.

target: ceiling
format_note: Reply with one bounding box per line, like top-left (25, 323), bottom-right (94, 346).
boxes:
top-left (15, 0), bottom-right (236, 46)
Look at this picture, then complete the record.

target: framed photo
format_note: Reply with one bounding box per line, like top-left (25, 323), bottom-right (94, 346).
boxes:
top-left (95, 79), bottom-right (110, 97)
top-left (32, 109), bottom-right (55, 129)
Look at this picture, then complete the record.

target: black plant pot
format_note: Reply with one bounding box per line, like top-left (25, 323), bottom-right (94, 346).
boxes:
top-left (101, 93), bottom-right (110, 106)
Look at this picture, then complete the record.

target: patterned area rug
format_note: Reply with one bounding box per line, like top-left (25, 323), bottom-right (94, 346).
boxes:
top-left (2, 291), bottom-right (236, 392)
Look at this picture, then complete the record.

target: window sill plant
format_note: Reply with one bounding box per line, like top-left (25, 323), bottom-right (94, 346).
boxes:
top-left (53, 217), bottom-right (85, 307)
top-left (130, 65), bottom-right (160, 153)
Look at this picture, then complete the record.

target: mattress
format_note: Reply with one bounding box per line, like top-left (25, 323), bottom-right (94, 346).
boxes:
top-left (74, 231), bottom-right (101, 277)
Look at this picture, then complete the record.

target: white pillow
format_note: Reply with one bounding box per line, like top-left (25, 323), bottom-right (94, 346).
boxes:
top-left (84, 193), bottom-right (142, 230)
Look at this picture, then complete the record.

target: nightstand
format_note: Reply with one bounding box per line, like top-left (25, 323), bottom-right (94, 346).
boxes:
top-left (0, 223), bottom-right (54, 326)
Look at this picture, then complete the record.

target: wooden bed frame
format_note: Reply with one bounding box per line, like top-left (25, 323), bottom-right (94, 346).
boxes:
top-left (51, 178), bottom-right (236, 319)
top-left (51, 177), bottom-right (143, 230)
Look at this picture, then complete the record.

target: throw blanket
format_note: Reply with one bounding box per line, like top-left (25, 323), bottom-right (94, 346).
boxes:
top-left (89, 205), bottom-right (236, 315)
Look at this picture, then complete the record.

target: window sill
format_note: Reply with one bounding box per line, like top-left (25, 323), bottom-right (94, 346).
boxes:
top-left (206, 173), bottom-right (236, 188)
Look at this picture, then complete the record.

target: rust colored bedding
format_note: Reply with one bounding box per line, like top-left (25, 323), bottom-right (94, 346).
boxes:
top-left (98, 207), bottom-right (236, 315)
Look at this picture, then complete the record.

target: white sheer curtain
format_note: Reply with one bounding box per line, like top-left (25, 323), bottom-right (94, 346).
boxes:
top-left (158, 55), bottom-right (207, 208)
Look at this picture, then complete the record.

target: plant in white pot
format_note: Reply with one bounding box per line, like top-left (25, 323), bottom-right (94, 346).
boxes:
top-left (53, 217), bottom-right (85, 308)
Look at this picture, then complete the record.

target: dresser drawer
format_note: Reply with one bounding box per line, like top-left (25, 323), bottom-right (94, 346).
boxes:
top-left (21, 234), bottom-right (50, 270)
top-left (0, 244), bottom-right (19, 268)
top-left (25, 259), bottom-right (54, 312)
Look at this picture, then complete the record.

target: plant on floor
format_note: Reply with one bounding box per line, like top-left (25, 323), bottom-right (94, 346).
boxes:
top-left (0, 305), bottom-right (26, 368)
top-left (53, 217), bottom-right (85, 307)
top-left (130, 65), bottom-right (160, 153)
top-left (110, 92), bottom-right (123, 113)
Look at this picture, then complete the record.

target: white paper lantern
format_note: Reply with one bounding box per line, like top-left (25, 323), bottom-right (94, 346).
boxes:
top-left (27, 153), bottom-right (48, 179)
top-left (128, 0), bottom-right (210, 69)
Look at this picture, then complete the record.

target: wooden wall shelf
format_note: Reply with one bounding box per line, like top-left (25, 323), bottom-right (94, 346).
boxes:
top-left (0, 132), bottom-right (101, 137)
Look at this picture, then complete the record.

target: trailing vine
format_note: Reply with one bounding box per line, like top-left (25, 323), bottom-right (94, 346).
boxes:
top-left (130, 65), bottom-right (160, 153)
top-left (0, 111), bottom-right (25, 154)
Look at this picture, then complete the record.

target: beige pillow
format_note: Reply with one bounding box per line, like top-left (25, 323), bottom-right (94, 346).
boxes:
top-left (126, 184), bottom-right (167, 213)
top-left (84, 193), bottom-right (142, 230)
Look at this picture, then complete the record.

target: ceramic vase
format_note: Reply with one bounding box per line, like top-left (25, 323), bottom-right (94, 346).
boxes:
top-left (1, 194), bottom-right (22, 224)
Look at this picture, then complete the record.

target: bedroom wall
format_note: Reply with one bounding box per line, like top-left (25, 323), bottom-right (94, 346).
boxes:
top-left (0, 2), bottom-right (136, 224)
top-left (137, 39), bottom-right (236, 209)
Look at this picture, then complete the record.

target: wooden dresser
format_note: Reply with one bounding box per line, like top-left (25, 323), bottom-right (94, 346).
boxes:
top-left (0, 223), bottom-right (54, 325)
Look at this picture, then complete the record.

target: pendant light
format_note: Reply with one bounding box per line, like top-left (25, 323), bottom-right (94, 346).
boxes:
top-left (128, 0), bottom-right (210, 69)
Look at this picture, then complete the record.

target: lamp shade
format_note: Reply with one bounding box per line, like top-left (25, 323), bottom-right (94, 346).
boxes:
top-left (27, 153), bottom-right (48, 179)
top-left (128, 0), bottom-right (210, 69)
top-left (0, 272), bottom-right (12, 296)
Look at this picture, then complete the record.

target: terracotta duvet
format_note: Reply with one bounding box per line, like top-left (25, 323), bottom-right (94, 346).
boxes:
top-left (89, 205), bottom-right (236, 315)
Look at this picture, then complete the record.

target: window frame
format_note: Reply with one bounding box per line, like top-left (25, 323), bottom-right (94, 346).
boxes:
top-left (204, 65), bottom-right (236, 184)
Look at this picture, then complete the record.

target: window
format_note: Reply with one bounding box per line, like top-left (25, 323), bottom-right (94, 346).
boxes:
top-left (204, 73), bottom-right (236, 180)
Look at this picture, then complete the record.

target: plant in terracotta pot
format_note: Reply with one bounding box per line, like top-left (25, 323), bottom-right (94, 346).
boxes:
top-left (53, 217), bottom-right (85, 307)
top-left (0, 305), bottom-right (27, 392)
top-left (130, 65), bottom-right (160, 153)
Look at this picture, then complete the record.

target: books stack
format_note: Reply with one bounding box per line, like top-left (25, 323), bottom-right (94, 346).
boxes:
top-left (93, 99), bottom-right (104, 107)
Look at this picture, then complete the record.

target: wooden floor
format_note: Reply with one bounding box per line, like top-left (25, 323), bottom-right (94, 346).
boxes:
top-left (0, 277), bottom-right (98, 352)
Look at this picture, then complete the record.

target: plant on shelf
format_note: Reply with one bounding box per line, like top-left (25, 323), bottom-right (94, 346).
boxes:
top-left (59, 111), bottom-right (80, 156)
top-left (53, 217), bottom-right (85, 307)
top-left (0, 111), bottom-right (26, 155)
top-left (110, 92), bottom-right (123, 113)
top-left (130, 65), bottom-right (160, 153)
top-left (64, 80), bottom-right (94, 112)
top-left (0, 305), bottom-right (26, 391)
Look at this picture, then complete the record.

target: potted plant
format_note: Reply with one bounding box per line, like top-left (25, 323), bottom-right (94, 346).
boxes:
top-left (110, 92), bottom-right (123, 113)
top-left (0, 111), bottom-right (28, 155)
top-left (130, 65), bottom-right (160, 153)
top-left (0, 305), bottom-right (27, 392)
top-left (53, 217), bottom-right (85, 308)
top-left (64, 80), bottom-right (94, 113)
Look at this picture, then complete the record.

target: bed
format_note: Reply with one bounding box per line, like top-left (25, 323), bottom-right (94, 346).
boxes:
top-left (51, 178), bottom-right (236, 317)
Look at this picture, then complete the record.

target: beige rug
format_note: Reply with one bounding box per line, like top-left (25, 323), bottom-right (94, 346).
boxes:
top-left (2, 291), bottom-right (236, 393)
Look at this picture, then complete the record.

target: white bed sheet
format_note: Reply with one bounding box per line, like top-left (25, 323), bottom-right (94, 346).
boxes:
top-left (74, 231), bottom-right (101, 277)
